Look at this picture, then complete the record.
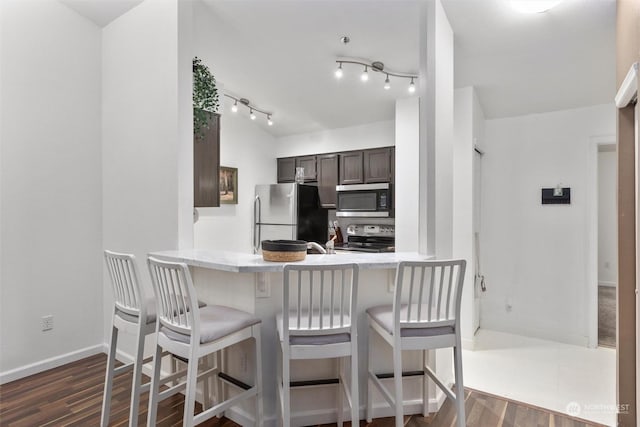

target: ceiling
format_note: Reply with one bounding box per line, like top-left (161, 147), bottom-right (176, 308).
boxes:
top-left (59, 0), bottom-right (143, 27)
top-left (58, 0), bottom-right (616, 137)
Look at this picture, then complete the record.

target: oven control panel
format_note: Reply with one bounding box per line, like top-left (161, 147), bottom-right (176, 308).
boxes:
top-left (346, 224), bottom-right (395, 237)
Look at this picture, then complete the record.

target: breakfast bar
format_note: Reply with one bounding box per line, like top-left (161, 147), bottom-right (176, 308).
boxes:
top-left (150, 249), bottom-right (440, 426)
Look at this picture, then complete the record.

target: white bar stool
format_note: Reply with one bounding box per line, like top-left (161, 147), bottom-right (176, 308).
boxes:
top-left (146, 256), bottom-right (263, 427)
top-left (277, 263), bottom-right (360, 427)
top-left (365, 260), bottom-right (467, 427)
top-left (101, 250), bottom-right (157, 427)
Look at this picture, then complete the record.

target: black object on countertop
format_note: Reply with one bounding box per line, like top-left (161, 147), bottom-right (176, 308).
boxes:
top-left (261, 240), bottom-right (308, 252)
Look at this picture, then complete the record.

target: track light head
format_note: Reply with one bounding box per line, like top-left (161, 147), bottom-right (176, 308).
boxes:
top-left (267, 115), bottom-right (273, 126)
top-left (408, 78), bottom-right (416, 93)
top-left (384, 75), bottom-right (391, 90)
top-left (361, 66), bottom-right (369, 82)
top-left (231, 100), bottom-right (238, 113)
top-left (335, 62), bottom-right (343, 79)
top-left (250, 109), bottom-right (256, 120)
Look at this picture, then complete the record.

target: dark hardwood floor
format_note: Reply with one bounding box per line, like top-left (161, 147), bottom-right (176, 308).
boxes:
top-left (0, 354), bottom-right (604, 427)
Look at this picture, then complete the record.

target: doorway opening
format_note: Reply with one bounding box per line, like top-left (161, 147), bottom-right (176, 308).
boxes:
top-left (597, 144), bottom-right (617, 348)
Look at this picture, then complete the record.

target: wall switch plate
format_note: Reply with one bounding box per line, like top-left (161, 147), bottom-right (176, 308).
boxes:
top-left (41, 315), bottom-right (53, 331)
top-left (255, 273), bottom-right (270, 298)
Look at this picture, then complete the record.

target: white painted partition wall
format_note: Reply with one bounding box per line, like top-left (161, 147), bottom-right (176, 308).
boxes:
top-left (453, 87), bottom-right (485, 349)
top-left (102, 0), bottom-right (193, 359)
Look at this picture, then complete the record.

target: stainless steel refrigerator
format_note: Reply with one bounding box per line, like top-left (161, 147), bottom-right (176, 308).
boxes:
top-left (253, 184), bottom-right (328, 253)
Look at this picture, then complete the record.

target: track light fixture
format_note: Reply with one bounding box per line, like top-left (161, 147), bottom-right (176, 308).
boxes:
top-left (223, 94), bottom-right (273, 126)
top-left (334, 59), bottom-right (418, 93)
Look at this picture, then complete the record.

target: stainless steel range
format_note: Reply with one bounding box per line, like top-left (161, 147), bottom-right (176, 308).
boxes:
top-left (337, 224), bottom-right (395, 253)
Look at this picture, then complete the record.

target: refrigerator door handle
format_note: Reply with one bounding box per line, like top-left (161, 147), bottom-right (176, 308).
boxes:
top-left (253, 195), bottom-right (261, 254)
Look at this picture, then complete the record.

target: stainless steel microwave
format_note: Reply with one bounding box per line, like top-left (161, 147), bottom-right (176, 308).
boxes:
top-left (335, 183), bottom-right (393, 217)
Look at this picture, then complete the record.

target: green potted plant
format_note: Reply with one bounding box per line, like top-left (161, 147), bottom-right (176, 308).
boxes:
top-left (192, 57), bottom-right (219, 139)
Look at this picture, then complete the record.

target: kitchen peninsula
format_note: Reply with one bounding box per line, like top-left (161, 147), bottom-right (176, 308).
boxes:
top-left (151, 249), bottom-right (436, 426)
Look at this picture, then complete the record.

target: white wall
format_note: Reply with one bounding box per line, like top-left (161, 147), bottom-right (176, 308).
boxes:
top-left (0, 0), bottom-right (103, 380)
top-left (395, 98), bottom-right (420, 252)
top-left (480, 103), bottom-right (616, 345)
top-left (194, 113), bottom-right (277, 252)
top-left (598, 149), bottom-right (617, 286)
top-left (192, 0), bottom-right (278, 253)
top-left (275, 120), bottom-right (394, 157)
top-left (453, 86), bottom-right (485, 348)
top-left (102, 0), bottom-right (190, 351)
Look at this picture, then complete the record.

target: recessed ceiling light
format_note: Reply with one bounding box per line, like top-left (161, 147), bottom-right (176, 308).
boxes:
top-left (509, 0), bottom-right (563, 13)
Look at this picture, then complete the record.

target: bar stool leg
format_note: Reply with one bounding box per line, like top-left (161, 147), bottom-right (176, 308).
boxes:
top-left (183, 351), bottom-right (199, 427)
top-left (282, 347), bottom-right (291, 427)
top-left (146, 343), bottom-right (163, 427)
top-left (366, 327), bottom-right (373, 423)
top-left (392, 345), bottom-right (403, 427)
top-left (422, 350), bottom-right (429, 417)
top-left (453, 340), bottom-right (466, 427)
top-left (350, 339), bottom-right (359, 425)
top-left (101, 325), bottom-right (118, 427)
top-left (336, 358), bottom-right (344, 427)
top-left (129, 327), bottom-right (146, 426)
top-left (253, 328), bottom-right (264, 427)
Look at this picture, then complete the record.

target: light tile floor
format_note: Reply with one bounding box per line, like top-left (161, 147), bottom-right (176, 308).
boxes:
top-left (462, 329), bottom-right (617, 426)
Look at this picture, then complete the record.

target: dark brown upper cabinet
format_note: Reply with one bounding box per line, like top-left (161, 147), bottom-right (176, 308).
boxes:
top-left (339, 151), bottom-right (364, 185)
top-left (295, 156), bottom-right (317, 182)
top-left (317, 154), bottom-right (339, 208)
top-left (194, 111), bottom-right (220, 207)
top-left (364, 147), bottom-right (393, 183)
top-left (277, 157), bottom-right (296, 183)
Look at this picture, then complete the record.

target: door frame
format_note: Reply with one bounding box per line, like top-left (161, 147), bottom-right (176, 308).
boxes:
top-left (586, 134), bottom-right (616, 348)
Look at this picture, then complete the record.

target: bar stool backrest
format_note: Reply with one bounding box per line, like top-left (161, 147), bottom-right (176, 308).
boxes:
top-left (282, 263), bottom-right (359, 341)
top-left (104, 250), bottom-right (144, 318)
top-left (393, 260), bottom-right (467, 333)
top-left (147, 257), bottom-right (200, 339)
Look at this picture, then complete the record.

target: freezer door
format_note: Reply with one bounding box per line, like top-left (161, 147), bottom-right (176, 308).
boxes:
top-left (256, 224), bottom-right (297, 253)
top-left (255, 184), bottom-right (297, 225)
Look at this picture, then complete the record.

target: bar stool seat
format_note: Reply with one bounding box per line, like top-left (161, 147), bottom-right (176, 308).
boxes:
top-left (162, 305), bottom-right (260, 344)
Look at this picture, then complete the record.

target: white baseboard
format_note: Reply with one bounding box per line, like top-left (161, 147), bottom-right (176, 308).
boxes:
top-left (598, 281), bottom-right (616, 288)
top-left (0, 344), bottom-right (104, 385)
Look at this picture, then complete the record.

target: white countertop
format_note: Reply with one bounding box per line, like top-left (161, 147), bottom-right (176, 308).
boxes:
top-left (149, 249), bottom-right (433, 273)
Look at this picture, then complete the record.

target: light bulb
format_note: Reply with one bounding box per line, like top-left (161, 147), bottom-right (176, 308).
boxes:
top-left (384, 75), bottom-right (391, 90)
top-left (335, 63), bottom-right (343, 79)
top-left (231, 101), bottom-right (238, 113)
top-left (267, 116), bottom-right (273, 126)
top-left (361, 66), bottom-right (369, 82)
top-left (408, 78), bottom-right (416, 93)
top-left (250, 109), bottom-right (256, 120)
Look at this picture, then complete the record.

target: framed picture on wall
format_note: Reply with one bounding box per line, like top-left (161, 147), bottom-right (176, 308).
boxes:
top-left (219, 166), bottom-right (238, 204)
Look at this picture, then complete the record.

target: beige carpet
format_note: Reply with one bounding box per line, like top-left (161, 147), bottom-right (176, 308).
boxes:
top-left (598, 285), bottom-right (616, 348)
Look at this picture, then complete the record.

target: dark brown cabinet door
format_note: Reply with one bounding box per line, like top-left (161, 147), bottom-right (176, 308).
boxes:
top-left (194, 112), bottom-right (220, 207)
top-left (296, 156), bottom-right (317, 181)
top-left (317, 154), bottom-right (339, 208)
top-left (364, 147), bottom-right (392, 183)
top-left (339, 151), bottom-right (364, 185)
top-left (277, 157), bottom-right (296, 183)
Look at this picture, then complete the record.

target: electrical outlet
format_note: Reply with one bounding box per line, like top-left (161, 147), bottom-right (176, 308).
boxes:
top-left (255, 273), bottom-right (270, 298)
top-left (505, 297), bottom-right (513, 313)
top-left (41, 315), bottom-right (53, 331)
